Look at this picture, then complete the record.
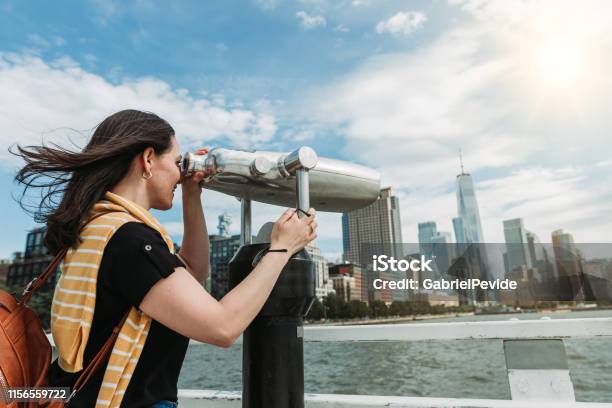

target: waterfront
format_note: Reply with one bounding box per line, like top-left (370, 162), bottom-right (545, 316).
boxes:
top-left (178, 309), bottom-right (612, 403)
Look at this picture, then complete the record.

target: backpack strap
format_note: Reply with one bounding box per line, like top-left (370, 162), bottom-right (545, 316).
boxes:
top-left (19, 212), bottom-right (113, 304)
top-left (42, 311), bottom-right (129, 407)
top-left (64, 311), bottom-right (130, 404)
top-left (19, 247), bottom-right (67, 305)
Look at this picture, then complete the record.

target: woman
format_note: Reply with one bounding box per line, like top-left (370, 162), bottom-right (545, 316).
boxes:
top-left (12, 109), bottom-right (317, 407)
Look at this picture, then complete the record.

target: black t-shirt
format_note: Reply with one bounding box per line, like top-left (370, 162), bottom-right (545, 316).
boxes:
top-left (49, 222), bottom-right (189, 407)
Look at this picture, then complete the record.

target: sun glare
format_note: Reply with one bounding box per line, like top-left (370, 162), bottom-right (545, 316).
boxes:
top-left (503, 1), bottom-right (610, 106)
top-left (535, 38), bottom-right (584, 88)
top-left (505, 1), bottom-right (612, 117)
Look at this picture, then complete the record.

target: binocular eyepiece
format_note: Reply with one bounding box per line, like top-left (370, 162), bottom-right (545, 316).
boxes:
top-left (180, 151), bottom-right (210, 177)
top-left (180, 147), bottom-right (318, 179)
top-left (179, 146), bottom-right (381, 212)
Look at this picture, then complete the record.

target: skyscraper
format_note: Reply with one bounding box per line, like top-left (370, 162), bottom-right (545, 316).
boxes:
top-left (418, 221), bottom-right (453, 276)
top-left (305, 242), bottom-right (334, 300)
top-left (552, 229), bottom-right (583, 300)
top-left (431, 230), bottom-right (453, 276)
top-left (452, 216), bottom-right (467, 254)
top-left (342, 187), bottom-right (403, 265)
top-left (390, 194), bottom-right (403, 247)
top-left (341, 212), bottom-right (350, 258)
top-left (526, 231), bottom-right (540, 268)
top-left (456, 170), bottom-right (485, 244)
top-left (329, 262), bottom-right (365, 302)
top-left (209, 234), bottom-right (241, 299)
top-left (503, 218), bottom-right (532, 273)
top-left (418, 221), bottom-right (438, 277)
top-left (342, 187), bottom-right (404, 302)
top-left (6, 227), bottom-right (56, 292)
top-left (418, 221), bottom-right (437, 247)
top-left (455, 154), bottom-right (489, 266)
top-left (449, 153), bottom-right (492, 296)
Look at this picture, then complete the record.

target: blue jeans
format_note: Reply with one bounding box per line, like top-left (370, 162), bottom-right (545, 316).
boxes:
top-left (150, 401), bottom-right (178, 408)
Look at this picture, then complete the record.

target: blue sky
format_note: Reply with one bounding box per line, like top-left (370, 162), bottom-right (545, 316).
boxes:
top-left (1, 0), bottom-right (611, 261)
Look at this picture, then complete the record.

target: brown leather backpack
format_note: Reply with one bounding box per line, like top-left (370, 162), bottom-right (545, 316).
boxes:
top-left (0, 248), bottom-right (128, 407)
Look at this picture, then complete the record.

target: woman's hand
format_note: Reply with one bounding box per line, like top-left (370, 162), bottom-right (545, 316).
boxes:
top-left (270, 208), bottom-right (317, 256)
top-left (181, 148), bottom-right (209, 199)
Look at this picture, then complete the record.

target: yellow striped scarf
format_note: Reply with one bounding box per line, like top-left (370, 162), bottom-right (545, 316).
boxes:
top-left (51, 191), bottom-right (175, 407)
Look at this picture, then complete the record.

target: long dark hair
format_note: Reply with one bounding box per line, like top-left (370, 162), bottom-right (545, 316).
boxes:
top-left (11, 109), bottom-right (175, 254)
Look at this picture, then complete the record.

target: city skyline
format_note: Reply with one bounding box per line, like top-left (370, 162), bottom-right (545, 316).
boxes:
top-left (415, 160), bottom-right (595, 244)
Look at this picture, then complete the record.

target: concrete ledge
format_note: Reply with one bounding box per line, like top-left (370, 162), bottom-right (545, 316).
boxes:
top-left (176, 389), bottom-right (612, 408)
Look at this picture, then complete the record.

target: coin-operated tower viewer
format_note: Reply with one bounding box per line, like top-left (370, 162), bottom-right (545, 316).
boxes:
top-left (182, 146), bottom-right (381, 408)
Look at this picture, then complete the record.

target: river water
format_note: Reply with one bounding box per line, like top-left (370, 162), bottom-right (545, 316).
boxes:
top-left (178, 309), bottom-right (612, 402)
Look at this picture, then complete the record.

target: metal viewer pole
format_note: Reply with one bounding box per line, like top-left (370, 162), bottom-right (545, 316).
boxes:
top-left (229, 146), bottom-right (319, 408)
top-left (241, 198), bottom-right (252, 245)
top-left (296, 169), bottom-right (309, 218)
top-left (284, 146), bottom-right (317, 217)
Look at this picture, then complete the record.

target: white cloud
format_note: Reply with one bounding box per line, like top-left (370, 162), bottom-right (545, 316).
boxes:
top-left (253, 0), bottom-right (282, 10)
top-left (162, 221), bottom-right (184, 236)
top-left (334, 24), bottom-right (349, 33)
top-left (0, 52), bottom-right (278, 166)
top-left (27, 34), bottom-right (50, 49)
top-left (296, 11), bottom-right (327, 30)
top-left (596, 159), bottom-right (612, 168)
top-left (448, 0), bottom-right (527, 23)
top-left (312, 26), bottom-right (522, 192)
top-left (89, 0), bottom-right (119, 25)
top-left (53, 36), bottom-right (66, 46)
top-left (376, 11), bottom-right (427, 37)
top-left (282, 129), bottom-right (315, 141)
top-left (298, 0), bottom-right (326, 5)
top-left (83, 53), bottom-right (97, 66)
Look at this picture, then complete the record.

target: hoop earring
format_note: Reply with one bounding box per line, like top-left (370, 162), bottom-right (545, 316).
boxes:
top-left (142, 171), bottom-right (153, 180)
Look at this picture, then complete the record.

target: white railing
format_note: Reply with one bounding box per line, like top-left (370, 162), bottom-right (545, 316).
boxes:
top-left (176, 390), bottom-right (612, 408)
top-left (47, 317), bottom-right (612, 407)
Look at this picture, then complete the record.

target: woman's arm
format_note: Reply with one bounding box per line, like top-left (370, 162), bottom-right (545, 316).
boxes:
top-left (140, 252), bottom-right (288, 347)
top-left (177, 149), bottom-right (210, 284)
top-left (177, 191), bottom-right (209, 284)
top-left (140, 208), bottom-right (317, 347)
